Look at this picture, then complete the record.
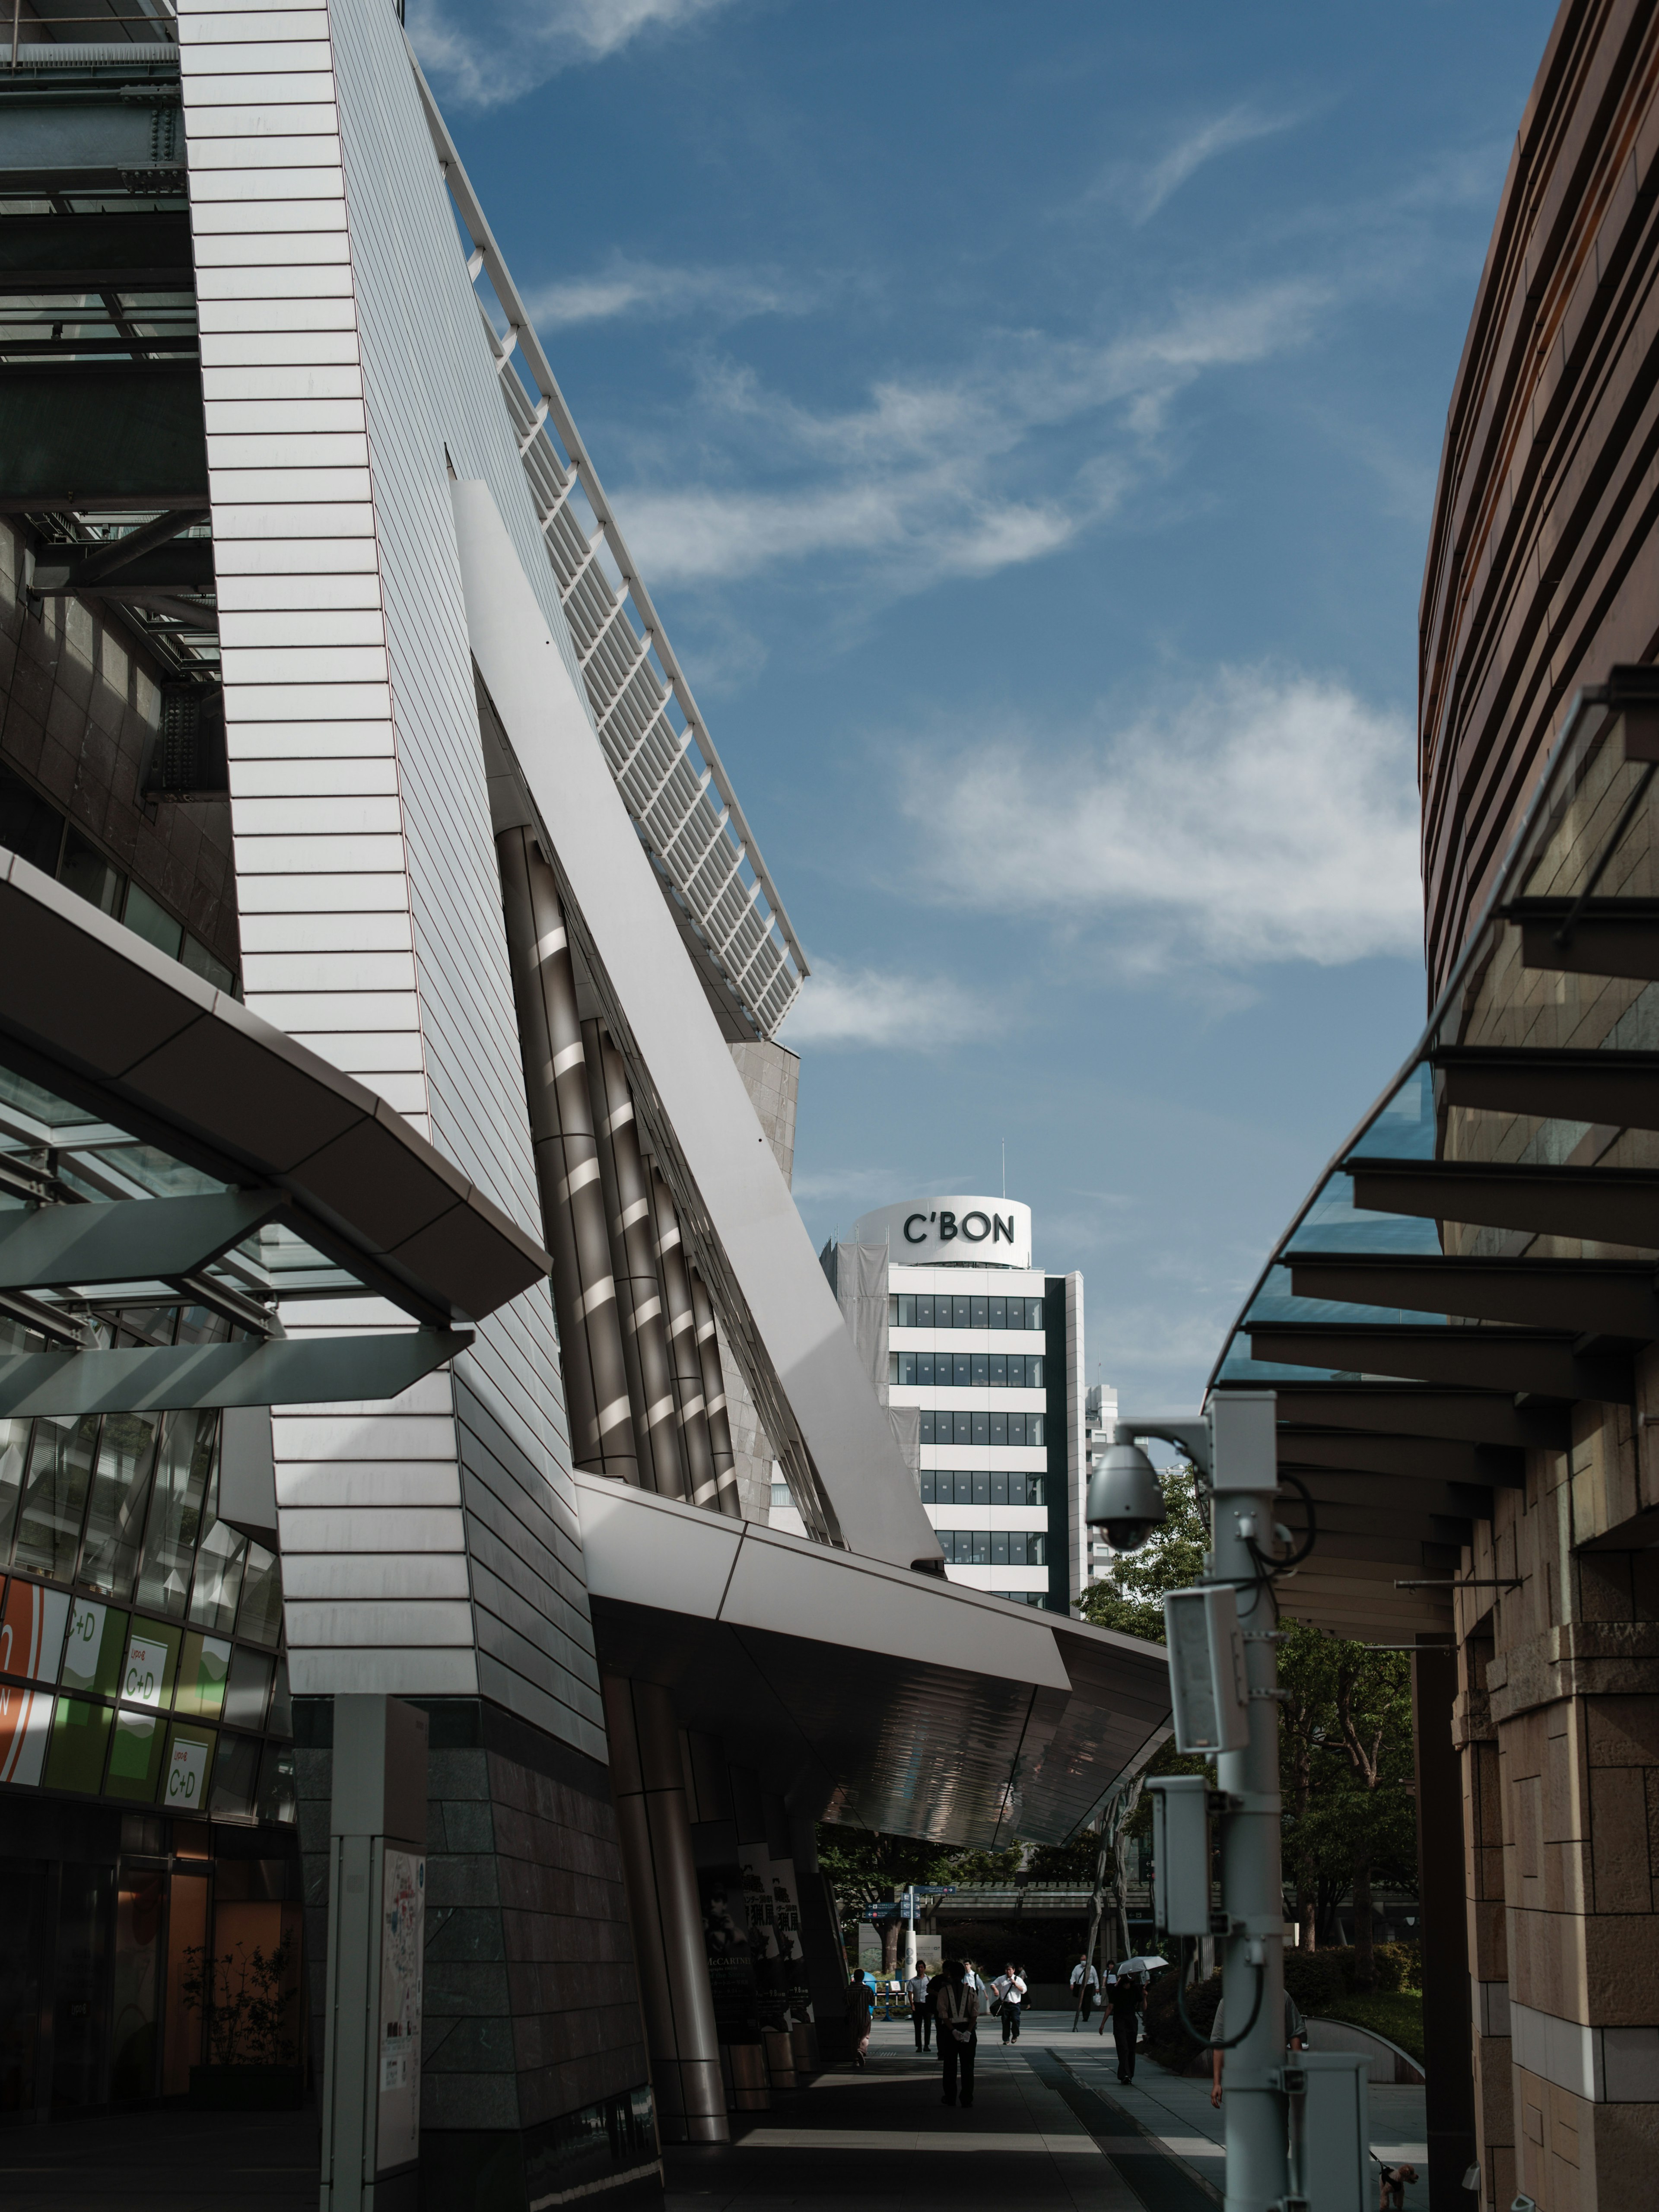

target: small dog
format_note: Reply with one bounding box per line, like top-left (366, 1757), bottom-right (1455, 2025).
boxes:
top-left (1379, 2165), bottom-right (1418, 2212)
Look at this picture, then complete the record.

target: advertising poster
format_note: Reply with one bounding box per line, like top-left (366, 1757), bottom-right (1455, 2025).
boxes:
top-left (697, 1865), bottom-right (762, 2042)
top-left (0, 1680), bottom-right (51, 1786)
top-left (0, 1581), bottom-right (69, 1684)
top-left (738, 1854), bottom-right (789, 2031)
top-left (766, 1859), bottom-right (815, 2027)
top-left (375, 1850), bottom-right (424, 2175)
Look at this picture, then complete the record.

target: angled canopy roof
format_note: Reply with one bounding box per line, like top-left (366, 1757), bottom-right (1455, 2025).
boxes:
top-left (1210, 664), bottom-right (1659, 1636)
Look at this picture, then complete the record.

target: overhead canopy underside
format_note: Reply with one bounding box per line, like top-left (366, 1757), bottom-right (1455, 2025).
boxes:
top-left (1211, 667), bottom-right (1659, 1640)
top-left (575, 1472), bottom-right (1171, 1845)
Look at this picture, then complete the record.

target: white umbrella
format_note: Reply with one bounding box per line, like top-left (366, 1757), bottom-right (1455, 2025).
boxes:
top-left (1116, 1955), bottom-right (1169, 1976)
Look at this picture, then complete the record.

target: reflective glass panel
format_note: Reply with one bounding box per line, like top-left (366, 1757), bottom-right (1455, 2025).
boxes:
top-left (13, 1415), bottom-right (99, 1582)
top-left (136, 1412), bottom-right (216, 1621)
top-left (187, 1459), bottom-right (247, 1634)
top-left (235, 1549), bottom-right (282, 1649)
top-left (79, 1411), bottom-right (161, 1601)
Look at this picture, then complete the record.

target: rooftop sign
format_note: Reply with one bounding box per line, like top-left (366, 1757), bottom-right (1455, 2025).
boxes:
top-left (851, 1196), bottom-right (1033, 1270)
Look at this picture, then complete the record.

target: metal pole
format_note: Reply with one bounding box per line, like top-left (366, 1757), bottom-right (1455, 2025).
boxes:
top-left (1209, 1392), bottom-right (1289, 2212)
top-left (903, 1884), bottom-right (916, 1983)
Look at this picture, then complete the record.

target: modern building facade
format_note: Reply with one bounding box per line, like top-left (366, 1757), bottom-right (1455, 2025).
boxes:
top-left (0, 6), bottom-right (1171, 2203)
top-left (807, 1197), bottom-right (1096, 1612)
top-left (1207, 8), bottom-right (1659, 2212)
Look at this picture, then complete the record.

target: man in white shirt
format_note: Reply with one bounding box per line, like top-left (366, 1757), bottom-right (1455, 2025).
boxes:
top-left (991, 1962), bottom-right (1028, 2044)
top-left (1070, 1955), bottom-right (1100, 2024)
top-left (907, 1962), bottom-right (934, 2051)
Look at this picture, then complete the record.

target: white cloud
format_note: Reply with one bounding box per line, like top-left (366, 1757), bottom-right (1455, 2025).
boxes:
top-left (778, 961), bottom-right (981, 1052)
top-left (1133, 105), bottom-right (1304, 223)
top-left (409, 0), bottom-right (738, 108)
top-left (522, 257), bottom-right (816, 329)
top-left (615, 280), bottom-right (1325, 591)
top-left (894, 667), bottom-right (1422, 973)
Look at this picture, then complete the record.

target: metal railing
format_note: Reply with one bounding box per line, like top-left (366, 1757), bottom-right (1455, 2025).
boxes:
top-left (409, 56), bottom-right (808, 1042)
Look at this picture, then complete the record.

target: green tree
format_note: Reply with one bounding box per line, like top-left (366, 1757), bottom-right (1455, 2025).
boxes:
top-left (1074, 1458), bottom-right (1208, 1641)
top-left (816, 1827), bottom-right (1003, 1973)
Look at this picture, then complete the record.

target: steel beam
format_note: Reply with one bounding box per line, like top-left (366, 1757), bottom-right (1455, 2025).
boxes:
top-left (1277, 1424), bottom-right (1520, 1491)
top-left (1257, 1383), bottom-right (1570, 1451)
top-left (0, 365), bottom-right (207, 506)
top-left (1287, 1250), bottom-right (1659, 1338)
top-left (1347, 1154), bottom-right (1659, 1249)
top-left (0, 1189), bottom-right (284, 1291)
top-left (1433, 1044), bottom-right (1659, 1132)
top-left (1506, 896), bottom-right (1659, 982)
top-left (0, 1328), bottom-right (470, 1418)
top-left (1249, 1321), bottom-right (1632, 1402)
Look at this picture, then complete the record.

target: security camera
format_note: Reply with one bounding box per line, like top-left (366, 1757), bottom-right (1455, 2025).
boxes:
top-left (1085, 1433), bottom-right (1168, 1554)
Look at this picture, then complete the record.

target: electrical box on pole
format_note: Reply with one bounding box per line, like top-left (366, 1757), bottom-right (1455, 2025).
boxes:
top-left (1163, 1583), bottom-right (1250, 1754)
top-left (1286, 2053), bottom-right (1371, 2212)
top-left (1146, 1776), bottom-right (1214, 1938)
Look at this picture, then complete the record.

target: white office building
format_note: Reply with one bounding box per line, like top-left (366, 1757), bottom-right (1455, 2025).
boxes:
top-left (805, 1198), bottom-right (1104, 1611)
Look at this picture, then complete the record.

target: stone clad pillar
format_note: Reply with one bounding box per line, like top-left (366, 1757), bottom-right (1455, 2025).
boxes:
top-left (603, 1676), bottom-right (728, 2145)
top-left (648, 1173), bottom-right (720, 1511)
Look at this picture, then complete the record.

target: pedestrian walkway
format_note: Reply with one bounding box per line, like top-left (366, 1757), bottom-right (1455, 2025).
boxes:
top-left (664, 2015), bottom-right (1431, 2212)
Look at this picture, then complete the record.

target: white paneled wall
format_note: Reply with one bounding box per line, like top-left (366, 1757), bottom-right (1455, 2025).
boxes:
top-left (179, 0), bottom-right (603, 1754)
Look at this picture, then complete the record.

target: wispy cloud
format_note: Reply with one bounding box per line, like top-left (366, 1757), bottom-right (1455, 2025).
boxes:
top-left (779, 962), bottom-right (981, 1052)
top-left (893, 666), bottom-right (1422, 975)
top-left (617, 279), bottom-right (1327, 592)
top-left (523, 257), bottom-right (819, 329)
top-left (1131, 104), bottom-right (1305, 223)
top-left (409, 0), bottom-right (739, 109)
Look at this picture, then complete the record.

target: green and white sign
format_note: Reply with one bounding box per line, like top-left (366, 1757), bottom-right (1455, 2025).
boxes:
top-left (60, 1600), bottom-right (110, 1695)
top-left (166, 1736), bottom-right (208, 1808)
top-left (123, 1634), bottom-right (165, 1710)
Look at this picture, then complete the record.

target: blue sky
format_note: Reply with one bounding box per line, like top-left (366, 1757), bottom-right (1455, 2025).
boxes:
top-left (411, 0), bottom-right (1560, 1408)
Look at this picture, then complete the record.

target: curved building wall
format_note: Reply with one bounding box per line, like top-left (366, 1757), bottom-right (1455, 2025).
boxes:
top-left (1420, 0), bottom-right (1659, 994)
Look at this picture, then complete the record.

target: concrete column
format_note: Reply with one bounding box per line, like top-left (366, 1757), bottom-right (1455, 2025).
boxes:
top-left (496, 827), bottom-right (639, 1484)
top-left (688, 1270), bottom-right (741, 1517)
top-left (1413, 1641), bottom-right (1478, 2212)
top-left (603, 1675), bottom-right (728, 2145)
top-left (648, 1172), bottom-right (719, 1511)
top-left (585, 1027), bottom-right (688, 1501)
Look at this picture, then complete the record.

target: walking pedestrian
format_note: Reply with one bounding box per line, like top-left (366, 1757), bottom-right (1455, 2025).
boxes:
top-left (936, 1958), bottom-right (979, 2107)
top-left (992, 1961), bottom-right (1028, 2044)
top-left (846, 1970), bottom-right (875, 2069)
top-left (907, 1960), bottom-right (934, 2051)
top-left (1095, 1961), bottom-right (1119, 2037)
top-left (1108, 1967), bottom-right (1144, 2082)
top-left (1070, 1954), bottom-right (1100, 2024)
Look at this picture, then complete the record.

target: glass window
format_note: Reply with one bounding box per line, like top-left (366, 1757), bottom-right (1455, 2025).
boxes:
top-left (180, 936), bottom-right (235, 992)
top-left (972, 1472), bottom-right (990, 1504)
top-left (188, 1494), bottom-right (248, 1634)
top-left (135, 1411), bottom-right (216, 1621)
top-left (989, 1298), bottom-right (1006, 1328)
top-left (1027, 1299), bottom-right (1045, 1329)
top-left (988, 1354), bottom-right (1005, 1387)
top-left (918, 1412), bottom-right (934, 1444)
top-left (1028, 1473), bottom-right (1046, 1507)
top-left (13, 1414), bottom-right (99, 1583)
top-left (990, 1411), bottom-right (1007, 1445)
top-left (105, 1706), bottom-right (166, 1802)
top-left (266, 1656), bottom-right (292, 1742)
top-left (1030, 1415), bottom-right (1044, 1447)
top-left (969, 1298), bottom-right (987, 1329)
top-left (79, 1410), bottom-right (161, 1601)
top-left (957, 1412), bottom-right (976, 1445)
top-left (223, 1647), bottom-right (273, 1732)
top-left (0, 1416), bottom-right (29, 1557)
top-left (1030, 1535), bottom-right (1047, 1566)
top-left (991, 1533), bottom-right (1008, 1565)
top-left (952, 1353), bottom-right (970, 1388)
top-left (970, 1354), bottom-right (988, 1386)
top-left (971, 1532), bottom-right (990, 1566)
top-left (919, 1471), bottom-right (935, 1502)
top-left (161, 1722), bottom-right (214, 1815)
top-left (174, 1632), bottom-right (231, 1720)
top-left (44, 1696), bottom-right (111, 1794)
top-left (1030, 1357), bottom-right (1045, 1389)
top-left (951, 1298), bottom-right (969, 1328)
top-left (972, 1412), bottom-right (989, 1446)
top-left (1008, 1414), bottom-right (1025, 1447)
top-left (915, 1296), bottom-right (933, 1328)
top-left (207, 1732), bottom-right (259, 1821)
top-left (990, 1472), bottom-right (1007, 1506)
top-left (58, 830), bottom-right (123, 917)
top-left (1010, 1532), bottom-right (1026, 1565)
top-left (235, 1543), bottom-right (282, 1649)
top-left (121, 884), bottom-right (183, 961)
top-left (897, 1295), bottom-right (914, 1327)
top-left (256, 1741), bottom-right (297, 1825)
top-left (899, 1352), bottom-right (915, 1385)
top-left (61, 1597), bottom-right (125, 1696)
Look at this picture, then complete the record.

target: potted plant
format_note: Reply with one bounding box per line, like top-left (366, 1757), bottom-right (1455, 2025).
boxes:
top-left (184, 1931), bottom-right (304, 2109)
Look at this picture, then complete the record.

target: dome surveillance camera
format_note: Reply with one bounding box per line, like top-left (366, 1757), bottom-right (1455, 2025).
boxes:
top-left (1085, 1436), bottom-right (1167, 1554)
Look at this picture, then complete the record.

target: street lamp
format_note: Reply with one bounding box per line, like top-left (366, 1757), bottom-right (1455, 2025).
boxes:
top-left (1089, 1393), bottom-right (1368, 2212)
